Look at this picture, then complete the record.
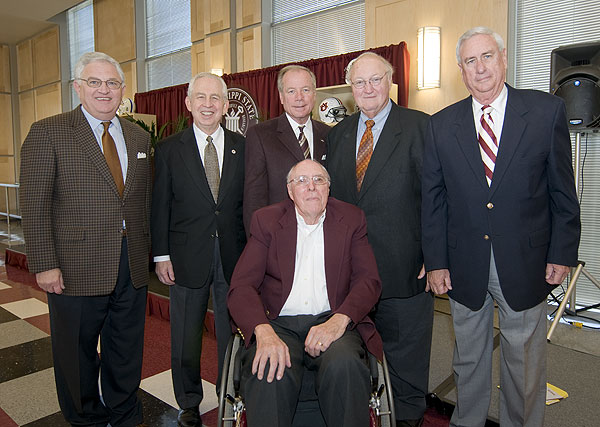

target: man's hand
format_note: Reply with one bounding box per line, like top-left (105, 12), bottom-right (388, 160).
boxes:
top-left (545, 263), bottom-right (570, 285)
top-left (304, 313), bottom-right (351, 357)
top-left (426, 269), bottom-right (452, 295)
top-left (36, 268), bottom-right (65, 294)
top-left (155, 260), bottom-right (176, 285)
top-left (252, 324), bottom-right (291, 382)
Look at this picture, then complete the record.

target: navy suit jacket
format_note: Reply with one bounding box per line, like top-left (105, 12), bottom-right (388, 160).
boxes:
top-left (227, 197), bottom-right (383, 359)
top-left (151, 125), bottom-right (246, 288)
top-left (422, 85), bottom-right (580, 311)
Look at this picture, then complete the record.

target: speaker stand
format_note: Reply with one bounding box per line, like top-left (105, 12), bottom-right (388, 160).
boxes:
top-left (547, 131), bottom-right (600, 340)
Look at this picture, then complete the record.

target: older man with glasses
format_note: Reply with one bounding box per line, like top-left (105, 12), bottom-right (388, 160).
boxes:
top-left (228, 159), bottom-right (383, 427)
top-left (327, 52), bottom-right (432, 427)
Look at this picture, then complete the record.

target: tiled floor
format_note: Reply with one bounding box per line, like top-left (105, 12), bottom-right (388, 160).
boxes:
top-left (0, 262), bottom-right (220, 426)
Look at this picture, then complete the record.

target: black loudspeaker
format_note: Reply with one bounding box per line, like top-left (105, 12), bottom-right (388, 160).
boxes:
top-left (550, 41), bottom-right (600, 130)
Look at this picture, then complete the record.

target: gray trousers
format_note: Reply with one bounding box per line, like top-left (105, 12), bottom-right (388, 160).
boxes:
top-left (240, 313), bottom-right (371, 427)
top-left (449, 249), bottom-right (547, 427)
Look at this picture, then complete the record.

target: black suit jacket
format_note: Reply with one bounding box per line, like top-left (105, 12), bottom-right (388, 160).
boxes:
top-left (151, 125), bottom-right (246, 287)
top-left (421, 85), bottom-right (580, 311)
top-left (243, 113), bottom-right (330, 232)
top-left (327, 101), bottom-right (430, 298)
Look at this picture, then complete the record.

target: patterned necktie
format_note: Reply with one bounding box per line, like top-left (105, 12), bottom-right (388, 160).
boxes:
top-left (298, 125), bottom-right (310, 159)
top-left (204, 135), bottom-right (220, 202)
top-left (101, 121), bottom-right (124, 197)
top-left (478, 105), bottom-right (498, 186)
top-left (356, 119), bottom-right (375, 191)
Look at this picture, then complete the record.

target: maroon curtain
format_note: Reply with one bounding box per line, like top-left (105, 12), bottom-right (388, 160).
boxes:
top-left (135, 42), bottom-right (409, 133)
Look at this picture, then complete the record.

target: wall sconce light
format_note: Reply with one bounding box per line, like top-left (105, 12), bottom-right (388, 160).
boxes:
top-left (417, 26), bottom-right (441, 90)
top-left (210, 68), bottom-right (224, 76)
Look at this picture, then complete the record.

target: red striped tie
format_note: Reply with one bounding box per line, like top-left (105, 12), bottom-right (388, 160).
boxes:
top-left (298, 125), bottom-right (310, 159)
top-left (478, 105), bottom-right (498, 186)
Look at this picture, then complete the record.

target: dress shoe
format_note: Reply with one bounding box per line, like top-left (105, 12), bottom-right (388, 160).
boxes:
top-left (177, 407), bottom-right (202, 427)
top-left (396, 417), bottom-right (424, 427)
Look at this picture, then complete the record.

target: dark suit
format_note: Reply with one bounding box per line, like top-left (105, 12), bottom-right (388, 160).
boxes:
top-left (20, 106), bottom-right (151, 425)
top-left (327, 100), bottom-right (433, 419)
top-left (421, 85), bottom-right (580, 425)
top-left (151, 125), bottom-right (245, 410)
top-left (243, 113), bottom-right (329, 231)
top-left (228, 197), bottom-right (382, 427)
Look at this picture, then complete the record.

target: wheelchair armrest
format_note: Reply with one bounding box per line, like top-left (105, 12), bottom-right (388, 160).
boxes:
top-left (368, 351), bottom-right (379, 392)
top-left (233, 341), bottom-right (243, 393)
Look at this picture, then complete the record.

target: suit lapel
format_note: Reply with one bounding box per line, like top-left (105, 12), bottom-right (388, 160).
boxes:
top-left (453, 98), bottom-right (489, 190)
top-left (312, 121), bottom-right (328, 163)
top-left (277, 114), bottom-right (305, 161)
top-left (337, 114), bottom-right (361, 203)
top-left (178, 126), bottom-right (215, 205)
top-left (275, 202), bottom-right (298, 298)
top-left (489, 86), bottom-right (527, 197)
top-left (120, 117), bottom-right (137, 200)
top-left (218, 128), bottom-right (242, 205)
top-left (359, 103), bottom-right (402, 198)
top-left (71, 107), bottom-right (122, 198)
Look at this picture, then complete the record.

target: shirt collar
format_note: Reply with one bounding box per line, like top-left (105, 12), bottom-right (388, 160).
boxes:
top-left (80, 105), bottom-right (121, 131)
top-left (359, 98), bottom-right (392, 126)
top-left (285, 113), bottom-right (312, 132)
top-left (193, 123), bottom-right (223, 144)
top-left (472, 83), bottom-right (508, 115)
top-left (295, 207), bottom-right (326, 230)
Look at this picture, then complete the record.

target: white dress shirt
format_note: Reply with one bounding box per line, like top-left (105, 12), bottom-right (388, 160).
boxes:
top-left (279, 208), bottom-right (331, 316)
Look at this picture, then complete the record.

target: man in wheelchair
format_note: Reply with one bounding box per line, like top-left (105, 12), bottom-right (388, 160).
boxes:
top-left (227, 159), bottom-right (383, 427)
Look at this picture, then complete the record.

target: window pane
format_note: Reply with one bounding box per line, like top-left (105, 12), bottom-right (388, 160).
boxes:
top-left (273, 0), bottom-right (360, 24)
top-left (146, 0), bottom-right (191, 58)
top-left (146, 49), bottom-right (191, 91)
top-left (67, 0), bottom-right (94, 79)
top-left (272, 2), bottom-right (364, 65)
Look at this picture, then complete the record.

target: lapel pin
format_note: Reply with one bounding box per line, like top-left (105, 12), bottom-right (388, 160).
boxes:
top-left (231, 149), bottom-right (237, 154)
top-left (321, 154), bottom-right (326, 160)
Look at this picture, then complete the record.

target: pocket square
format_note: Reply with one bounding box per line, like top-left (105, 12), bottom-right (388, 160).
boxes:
top-left (137, 152), bottom-right (147, 159)
top-left (321, 154), bottom-right (326, 161)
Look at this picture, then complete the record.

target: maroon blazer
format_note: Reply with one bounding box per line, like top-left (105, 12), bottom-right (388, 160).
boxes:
top-left (243, 113), bottom-right (330, 233)
top-left (227, 197), bottom-right (383, 359)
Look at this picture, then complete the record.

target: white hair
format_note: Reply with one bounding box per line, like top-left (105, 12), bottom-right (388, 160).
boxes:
top-left (456, 27), bottom-right (505, 64)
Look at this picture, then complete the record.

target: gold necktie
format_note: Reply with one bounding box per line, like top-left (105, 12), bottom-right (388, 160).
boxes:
top-left (102, 122), bottom-right (124, 197)
top-left (356, 120), bottom-right (375, 191)
top-left (204, 135), bottom-right (220, 202)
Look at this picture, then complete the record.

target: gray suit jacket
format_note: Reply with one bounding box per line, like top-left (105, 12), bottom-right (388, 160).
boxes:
top-left (327, 101), bottom-right (430, 298)
top-left (20, 106), bottom-right (152, 296)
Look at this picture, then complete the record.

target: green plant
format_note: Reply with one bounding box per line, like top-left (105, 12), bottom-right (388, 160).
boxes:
top-left (123, 114), bottom-right (189, 154)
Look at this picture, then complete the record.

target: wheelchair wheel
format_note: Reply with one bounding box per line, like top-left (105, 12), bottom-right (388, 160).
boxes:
top-left (369, 353), bottom-right (396, 427)
top-left (217, 334), bottom-right (246, 427)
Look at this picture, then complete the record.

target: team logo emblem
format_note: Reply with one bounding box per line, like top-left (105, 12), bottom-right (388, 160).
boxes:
top-left (224, 88), bottom-right (258, 136)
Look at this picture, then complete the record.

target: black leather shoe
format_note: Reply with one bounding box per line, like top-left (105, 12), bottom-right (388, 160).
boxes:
top-left (396, 417), bottom-right (424, 427)
top-left (177, 407), bottom-right (202, 427)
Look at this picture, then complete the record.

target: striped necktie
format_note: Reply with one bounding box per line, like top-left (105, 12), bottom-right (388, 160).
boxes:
top-left (298, 125), bottom-right (310, 159)
top-left (478, 105), bottom-right (498, 186)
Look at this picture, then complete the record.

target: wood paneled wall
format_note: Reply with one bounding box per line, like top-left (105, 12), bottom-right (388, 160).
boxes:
top-left (94, 0), bottom-right (136, 63)
top-left (365, 0), bottom-right (508, 114)
top-left (193, 0), bottom-right (263, 75)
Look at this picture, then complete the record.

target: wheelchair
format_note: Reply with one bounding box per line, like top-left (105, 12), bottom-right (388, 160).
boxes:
top-left (217, 334), bottom-right (396, 427)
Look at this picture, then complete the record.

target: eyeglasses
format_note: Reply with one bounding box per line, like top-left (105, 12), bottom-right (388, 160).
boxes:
top-left (287, 175), bottom-right (330, 186)
top-left (350, 72), bottom-right (389, 89)
top-left (77, 78), bottom-right (123, 90)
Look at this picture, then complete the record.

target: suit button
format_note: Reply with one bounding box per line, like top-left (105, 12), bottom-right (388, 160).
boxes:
top-left (265, 310), bottom-right (270, 316)
top-left (483, 234), bottom-right (490, 240)
top-left (486, 202), bottom-right (494, 209)
top-left (215, 210), bottom-right (220, 215)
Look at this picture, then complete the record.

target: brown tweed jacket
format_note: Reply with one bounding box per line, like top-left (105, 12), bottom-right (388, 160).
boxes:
top-left (20, 106), bottom-right (152, 296)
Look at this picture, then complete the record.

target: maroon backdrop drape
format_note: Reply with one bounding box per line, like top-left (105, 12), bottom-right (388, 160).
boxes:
top-left (135, 42), bottom-right (409, 136)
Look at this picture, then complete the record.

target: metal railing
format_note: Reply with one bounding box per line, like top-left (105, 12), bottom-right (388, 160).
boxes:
top-left (0, 183), bottom-right (21, 242)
